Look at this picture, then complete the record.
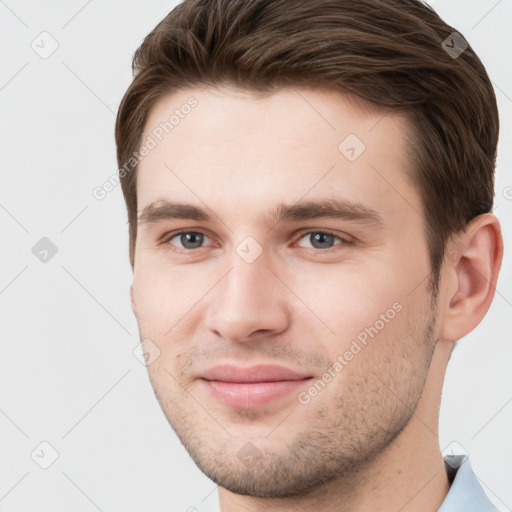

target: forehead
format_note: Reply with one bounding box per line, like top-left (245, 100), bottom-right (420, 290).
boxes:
top-left (140, 85), bottom-right (407, 154)
top-left (136, 86), bottom-right (416, 222)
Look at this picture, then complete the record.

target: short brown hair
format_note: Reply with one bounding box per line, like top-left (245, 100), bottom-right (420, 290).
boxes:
top-left (115, 0), bottom-right (499, 291)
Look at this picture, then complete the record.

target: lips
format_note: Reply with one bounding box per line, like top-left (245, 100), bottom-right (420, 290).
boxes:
top-left (198, 364), bottom-right (313, 408)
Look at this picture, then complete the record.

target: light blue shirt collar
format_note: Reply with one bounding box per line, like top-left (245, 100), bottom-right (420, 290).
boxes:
top-left (438, 455), bottom-right (498, 511)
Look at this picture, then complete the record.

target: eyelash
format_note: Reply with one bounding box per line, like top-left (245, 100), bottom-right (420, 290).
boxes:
top-left (160, 229), bottom-right (353, 253)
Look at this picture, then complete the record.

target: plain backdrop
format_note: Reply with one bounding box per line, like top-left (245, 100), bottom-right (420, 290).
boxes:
top-left (1, 1), bottom-right (511, 511)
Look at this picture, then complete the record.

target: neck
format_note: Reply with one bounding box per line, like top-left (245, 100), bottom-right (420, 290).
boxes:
top-left (218, 341), bottom-right (452, 512)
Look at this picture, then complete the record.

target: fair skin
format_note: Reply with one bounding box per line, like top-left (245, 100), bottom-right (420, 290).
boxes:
top-left (130, 86), bottom-right (502, 512)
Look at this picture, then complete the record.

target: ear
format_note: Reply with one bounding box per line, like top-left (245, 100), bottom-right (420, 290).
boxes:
top-left (439, 213), bottom-right (503, 342)
top-left (130, 284), bottom-right (138, 318)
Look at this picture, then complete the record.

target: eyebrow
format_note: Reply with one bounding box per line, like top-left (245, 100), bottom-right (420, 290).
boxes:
top-left (137, 198), bottom-right (385, 228)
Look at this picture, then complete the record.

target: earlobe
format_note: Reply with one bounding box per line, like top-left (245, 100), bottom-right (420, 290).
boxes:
top-left (439, 214), bottom-right (503, 342)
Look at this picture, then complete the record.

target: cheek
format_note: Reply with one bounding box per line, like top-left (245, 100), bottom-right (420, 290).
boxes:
top-left (132, 264), bottom-right (223, 360)
top-left (132, 267), bottom-right (182, 339)
top-left (145, 360), bottom-right (182, 414)
top-left (294, 263), bottom-right (406, 338)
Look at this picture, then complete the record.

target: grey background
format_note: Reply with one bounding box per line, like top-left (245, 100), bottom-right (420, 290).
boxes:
top-left (0, 1), bottom-right (511, 510)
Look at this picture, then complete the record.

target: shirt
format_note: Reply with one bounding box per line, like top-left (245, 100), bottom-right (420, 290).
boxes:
top-left (438, 455), bottom-right (499, 511)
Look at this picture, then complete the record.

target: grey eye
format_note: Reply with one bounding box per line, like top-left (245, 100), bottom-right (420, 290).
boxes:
top-left (171, 232), bottom-right (207, 249)
top-left (298, 232), bottom-right (341, 250)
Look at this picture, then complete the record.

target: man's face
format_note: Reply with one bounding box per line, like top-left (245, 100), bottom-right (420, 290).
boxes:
top-left (131, 86), bottom-right (439, 496)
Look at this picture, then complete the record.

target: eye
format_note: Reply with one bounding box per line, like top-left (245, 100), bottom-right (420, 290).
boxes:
top-left (160, 229), bottom-right (352, 254)
top-left (296, 230), bottom-right (349, 250)
top-left (164, 231), bottom-right (211, 250)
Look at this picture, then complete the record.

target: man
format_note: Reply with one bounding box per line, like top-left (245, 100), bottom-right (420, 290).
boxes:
top-left (115, 1), bottom-right (503, 510)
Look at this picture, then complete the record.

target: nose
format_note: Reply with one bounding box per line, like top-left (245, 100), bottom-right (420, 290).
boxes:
top-left (204, 251), bottom-right (290, 343)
